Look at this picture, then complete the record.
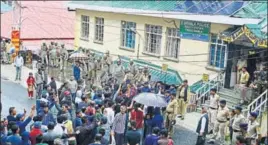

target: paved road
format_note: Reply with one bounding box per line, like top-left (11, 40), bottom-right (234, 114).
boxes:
top-left (1, 78), bottom-right (35, 118)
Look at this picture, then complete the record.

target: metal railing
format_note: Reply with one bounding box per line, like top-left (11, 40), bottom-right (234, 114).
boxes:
top-left (189, 72), bottom-right (225, 111)
top-left (245, 89), bottom-right (268, 117)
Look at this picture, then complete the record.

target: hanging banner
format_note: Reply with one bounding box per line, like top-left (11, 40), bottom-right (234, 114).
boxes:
top-left (162, 64), bottom-right (168, 72)
top-left (11, 30), bottom-right (20, 52)
top-left (180, 20), bottom-right (211, 42)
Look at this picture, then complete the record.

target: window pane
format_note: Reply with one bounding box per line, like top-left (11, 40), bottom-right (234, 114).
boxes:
top-left (121, 21), bottom-right (136, 49)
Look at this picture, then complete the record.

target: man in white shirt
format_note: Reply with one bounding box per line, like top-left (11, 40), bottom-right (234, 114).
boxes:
top-left (104, 101), bottom-right (115, 127)
top-left (68, 76), bottom-right (78, 102)
top-left (14, 53), bottom-right (24, 81)
top-left (208, 88), bottom-right (220, 133)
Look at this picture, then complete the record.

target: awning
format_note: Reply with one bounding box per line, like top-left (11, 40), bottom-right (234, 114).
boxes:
top-left (220, 25), bottom-right (267, 48)
top-left (117, 56), bottom-right (183, 85)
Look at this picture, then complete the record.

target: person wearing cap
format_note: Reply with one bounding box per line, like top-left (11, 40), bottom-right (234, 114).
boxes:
top-left (16, 105), bottom-right (36, 135)
top-left (124, 68), bottom-right (134, 84)
top-left (129, 59), bottom-right (137, 76)
top-left (29, 121), bottom-right (43, 144)
top-left (208, 88), bottom-right (220, 133)
top-left (247, 112), bottom-right (261, 144)
top-left (208, 99), bottom-right (229, 144)
top-left (165, 93), bottom-right (178, 136)
top-left (26, 72), bottom-right (36, 99)
top-left (112, 59), bottom-right (125, 84)
top-left (40, 42), bottom-right (48, 65)
top-left (59, 43), bottom-right (68, 71)
top-left (140, 67), bottom-right (150, 84)
top-left (134, 66), bottom-right (143, 84)
top-left (176, 79), bottom-right (190, 120)
top-left (231, 105), bottom-right (246, 144)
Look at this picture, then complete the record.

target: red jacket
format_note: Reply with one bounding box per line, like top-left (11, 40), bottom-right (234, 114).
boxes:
top-left (26, 77), bottom-right (35, 86)
top-left (29, 128), bottom-right (42, 144)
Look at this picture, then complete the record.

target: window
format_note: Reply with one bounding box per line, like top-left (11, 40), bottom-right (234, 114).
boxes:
top-left (144, 24), bottom-right (162, 54)
top-left (121, 21), bottom-right (136, 49)
top-left (95, 17), bottom-right (104, 42)
top-left (165, 28), bottom-right (180, 59)
top-left (80, 15), bottom-right (89, 39)
top-left (209, 34), bottom-right (228, 68)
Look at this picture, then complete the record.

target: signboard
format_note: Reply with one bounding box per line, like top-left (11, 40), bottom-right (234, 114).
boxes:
top-left (180, 20), bottom-right (211, 42)
top-left (11, 30), bottom-right (20, 52)
top-left (162, 64), bottom-right (168, 72)
top-left (202, 74), bottom-right (209, 82)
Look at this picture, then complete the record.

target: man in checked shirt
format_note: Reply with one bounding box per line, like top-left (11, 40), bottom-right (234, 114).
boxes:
top-left (111, 105), bottom-right (127, 145)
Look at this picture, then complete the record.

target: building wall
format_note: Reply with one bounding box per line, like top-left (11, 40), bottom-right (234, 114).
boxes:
top-left (74, 9), bottom-right (231, 84)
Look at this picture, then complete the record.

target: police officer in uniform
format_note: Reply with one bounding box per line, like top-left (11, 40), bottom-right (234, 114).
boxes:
top-left (134, 67), bottom-right (143, 84)
top-left (247, 112), bottom-right (261, 145)
top-left (129, 60), bottom-right (137, 76)
top-left (208, 88), bottom-right (220, 133)
top-left (113, 59), bottom-right (124, 84)
top-left (208, 99), bottom-right (229, 144)
top-left (165, 93), bottom-right (178, 136)
top-left (231, 105), bottom-right (246, 144)
top-left (140, 66), bottom-right (150, 84)
top-left (40, 42), bottom-right (48, 65)
top-left (124, 68), bottom-right (134, 84)
top-left (176, 79), bottom-right (190, 120)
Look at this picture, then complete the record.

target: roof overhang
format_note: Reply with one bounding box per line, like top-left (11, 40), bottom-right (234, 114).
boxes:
top-left (220, 25), bottom-right (267, 48)
top-left (68, 3), bottom-right (261, 25)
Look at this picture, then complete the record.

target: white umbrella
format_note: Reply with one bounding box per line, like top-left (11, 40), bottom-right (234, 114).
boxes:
top-left (133, 93), bottom-right (168, 107)
top-left (69, 51), bottom-right (88, 61)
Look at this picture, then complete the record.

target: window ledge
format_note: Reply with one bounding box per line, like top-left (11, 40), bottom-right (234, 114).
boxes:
top-left (119, 46), bottom-right (135, 52)
top-left (142, 51), bottom-right (160, 58)
top-left (206, 65), bottom-right (225, 72)
top-left (80, 38), bottom-right (89, 41)
top-left (163, 57), bottom-right (179, 63)
top-left (93, 40), bottom-right (103, 45)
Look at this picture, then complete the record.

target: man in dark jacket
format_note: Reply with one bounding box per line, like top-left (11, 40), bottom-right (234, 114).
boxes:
top-left (16, 105), bottom-right (36, 135)
top-left (49, 77), bottom-right (57, 93)
top-left (75, 116), bottom-right (97, 145)
top-left (195, 106), bottom-right (209, 145)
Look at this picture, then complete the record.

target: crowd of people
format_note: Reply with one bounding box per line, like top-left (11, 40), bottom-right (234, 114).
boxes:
top-left (1, 48), bottom-right (267, 145)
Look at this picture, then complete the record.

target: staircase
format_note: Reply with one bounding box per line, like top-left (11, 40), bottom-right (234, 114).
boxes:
top-left (244, 89), bottom-right (268, 117)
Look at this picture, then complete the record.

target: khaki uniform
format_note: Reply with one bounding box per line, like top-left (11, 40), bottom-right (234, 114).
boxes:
top-left (212, 106), bottom-right (229, 144)
top-left (240, 71), bottom-right (250, 85)
top-left (124, 73), bottom-right (134, 84)
top-left (231, 114), bottom-right (246, 143)
top-left (176, 85), bottom-right (190, 118)
top-left (113, 64), bottom-right (124, 84)
top-left (236, 59), bottom-right (247, 84)
top-left (140, 73), bottom-right (149, 84)
top-left (208, 94), bottom-right (220, 131)
top-left (40, 44), bottom-right (48, 64)
top-left (247, 120), bottom-right (260, 145)
top-left (165, 99), bottom-right (178, 136)
top-left (134, 71), bottom-right (143, 84)
top-left (129, 64), bottom-right (137, 75)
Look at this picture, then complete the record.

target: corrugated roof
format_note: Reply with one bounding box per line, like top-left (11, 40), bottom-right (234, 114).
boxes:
top-left (233, 1), bottom-right (267, 35)
top-left (1, 1), bottom-right (75, 39)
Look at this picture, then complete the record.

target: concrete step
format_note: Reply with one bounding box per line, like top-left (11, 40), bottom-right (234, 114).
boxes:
top-left (218, 88), bottom-right (241, 99)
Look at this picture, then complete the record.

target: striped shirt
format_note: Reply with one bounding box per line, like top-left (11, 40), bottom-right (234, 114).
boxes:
top-left (112, 112), bottom-right (126, 134)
